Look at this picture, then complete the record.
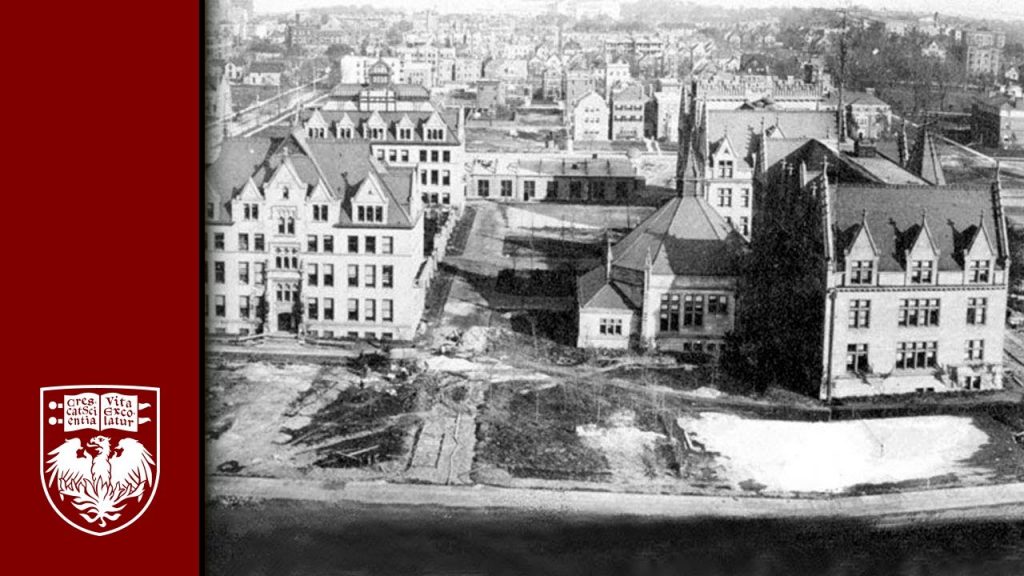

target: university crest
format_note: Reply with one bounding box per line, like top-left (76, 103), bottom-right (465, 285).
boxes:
top-left (40, 386), bottom-right (159, 536)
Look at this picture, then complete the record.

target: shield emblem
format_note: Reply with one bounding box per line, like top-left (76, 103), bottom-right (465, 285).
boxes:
top-left (40, 386), bottom-right (159, 536)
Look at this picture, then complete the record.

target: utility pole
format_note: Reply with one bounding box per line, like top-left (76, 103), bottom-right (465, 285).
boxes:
top-left (837, 10), bottom-right (849, 145)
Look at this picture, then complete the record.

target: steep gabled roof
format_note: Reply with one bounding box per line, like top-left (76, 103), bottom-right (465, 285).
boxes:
top-left (612, 195), bottom-right (745, 276)
top-left (831, 185), bottom-right (1004, 272)
top-left (577, 267), bottom-right (638, 311)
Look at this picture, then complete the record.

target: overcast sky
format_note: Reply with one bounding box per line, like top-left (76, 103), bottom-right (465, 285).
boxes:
top-left (254, 0), bottom-right (1023, 21)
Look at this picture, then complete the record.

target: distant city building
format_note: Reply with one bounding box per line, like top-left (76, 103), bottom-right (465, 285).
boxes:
top-left (972, 94), bottom-right (1024, 149)
top-left (844, 90), bottom-right (892, 140)
top-left (609, 83), bottom-right (646, 140)
top-left (293, 73), bottom-right (466, 210)
top-left (571, 91), bottom-right (610, 141)
top-left (466, 154), bottom-right (644, 202)
top-left (563, 69), bottom-right (596, 108)
top-left (243, 61), bottom-right (287, 87)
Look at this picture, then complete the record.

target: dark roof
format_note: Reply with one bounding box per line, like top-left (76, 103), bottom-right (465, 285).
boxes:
top-left (249, 61), bottom-right (287, 74)
top-left (611, 195), bottom-right (746, 277)
top-left (577, 266), bottom-right (637, 311)
top-left (206, 129), bottom-right (415, 228)
top-left (708, 109), bottom-right (837, 167)
top-left (831, 184), bottom-right (1004, 272)
top-left (302, 109), bottom-right (460, 145)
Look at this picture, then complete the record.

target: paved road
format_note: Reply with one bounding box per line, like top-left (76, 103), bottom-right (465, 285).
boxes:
top-left (208, 475), bottom-right (1024, 523)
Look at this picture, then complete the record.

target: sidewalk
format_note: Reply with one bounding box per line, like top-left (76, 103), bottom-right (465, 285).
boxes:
top-left (207, 475), bottom-right (1024, 523)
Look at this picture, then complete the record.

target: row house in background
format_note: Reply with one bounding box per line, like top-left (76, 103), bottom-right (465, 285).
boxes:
top-left (204, 131), bottom-right (428, 341)
top-left (290, 74), bottom-right (466, 211)
top-left (563, 69), bottom-right (596, 108)
top-left (571, 91), bottom-right (610, 141)
top-left (466, 154), bottom-right (645, 203)
top-left (610, 83), bottom-right (647, 140)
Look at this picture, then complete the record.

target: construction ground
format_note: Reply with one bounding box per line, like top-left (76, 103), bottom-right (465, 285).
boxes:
top-left (208, 200), bottom-right (1024, 499)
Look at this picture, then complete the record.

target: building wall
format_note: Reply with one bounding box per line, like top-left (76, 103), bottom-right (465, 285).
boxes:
top-left (204, 175), bottom-right (426, 341)
top-left (639, 273), bottom-right (739, 354)
top-left (572, 95), bottom-right (609, 141)
top-left (611, 100), bottom-right (645, 140)
top-left (577, 307), bottom-right (638, 349)
top-left (370, 143), bottom-right (466, 209)
top-left (466, 172), bottom-right (644, 203)
top-left (825, 282), bottom-right (1007, 399)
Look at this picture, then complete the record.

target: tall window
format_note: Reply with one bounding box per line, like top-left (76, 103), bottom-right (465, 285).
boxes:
top-left (707, 295), bottom-right (729, 315)
top-left (849, 300), bottom-right (871, 328)
top-left (966, 339), bottom-right (985, 362)
top-left (599, 318), bottom-right (623, 335)
top-left (356, 205), bottom-right (383, 223)
top-left (348, 235), bottom-right (359, 253)
top-left (254, 234), bottom-right (265, 252)
top-left (348, 265), bottom-right (359, 287)
top-left (967, 297), bottom-right (987, 325)
top-left (307, 298), bottom-right (319, 320)
top-left (365, 237), bottom-right (376, 254)
top-left (364, 265), bottom-right (376, 288)
top-left (238, 233), bottom-right (249, 251)
top-left (215, 295), bottom-right (226, 317)
top-left (846, 343), bottom-right (869, 373)
top-left (718, 160), bottom-right (734, 178)
top-left (255, 262), bottom-right (266, 284)
top-left (308, 263), bottom-right (318, 286)
top-left (478, 180), bottom-right (490, 197)
top-left (501, 180), bottom-right (513, 197)
top-left (313, 205), bottom-right (329, 222)
top-left (896, 341), bottom-right (937, 370)
top-left (850, 260), bottom-right (874, 285)
top-left (968, 260), bottom-right (991, 283)
top-left (214, 233), bottom-right (225, 250)
top-left (307, 235), bottom-right (318, 252)
top-left (740, 189), bottom-right (750, 208)
top-left (364, 299), bottom-right (376, 321)
top-left (243, 203), bottom-right (259, 220)
top-left (382, 265), bottom-right (394, 288)
top-left (382, 299), bottom-right (394, 322)
top-left (239, 262), bottom-right (249, 285)
top-left (898, 299), bottom-right (940, 327)
top-left (348, 299), bottom-right (359, 321)
top-left (910, 260), bottom-right (934, 284)
top-left (683, 295), bottom-right (705, 327)
top-left (739, 217), bottom-right (749, 237)
top-left (323, 298), bottom-right (334, 320)
top-left (323, 235), bottom-right (334, 253)
top-left (239, 296), bottom-right (250, 319)
top-left (214, 262), bottom-right (225, 283)
top-left (659, 294), bottom-right (680, 332)
top-left (382, 236), bottom-right (394, 254)
top-left (717, 188), bottom-right (732, 207)
top-left (323, 264), bottom-right (334, 287)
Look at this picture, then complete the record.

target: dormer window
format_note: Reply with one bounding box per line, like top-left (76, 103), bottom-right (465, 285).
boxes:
top-left (338, 127), bottom-right (353, 139)
top-left (282, 187), bottom-right (290, 200)
top-left (718, 160), bottom-right (734, 178)
top-left (909, 260), bottom-right (934, 284)
top-left (425, 128), bottom-right (445, 141)
top-left (369, 128), bottom-right (385, 140)
top-left (399, 128), bottom-right (412, 140)
top-left (968, 260), bottom-right (991, 283)
top-left (356, 205), bottom-right (384, 223)
top-left (850, 260), bottom-right (875, 285)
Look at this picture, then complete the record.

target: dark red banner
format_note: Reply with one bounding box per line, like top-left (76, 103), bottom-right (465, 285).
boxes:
top-left (7, 1), bottom-right (199, 573)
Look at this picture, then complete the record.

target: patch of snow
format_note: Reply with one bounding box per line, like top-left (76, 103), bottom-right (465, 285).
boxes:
top-left (426, 356), bottom-right (482, 373)
top-left (578, 410), bottom-right (666, 482)
top-left (685, 386), bottom-right (724, 399)
top-left (678, 412), bottom-right (990, 493)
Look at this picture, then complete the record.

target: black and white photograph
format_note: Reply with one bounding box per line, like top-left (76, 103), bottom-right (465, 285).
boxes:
top-left (202, 0), bottom-right (1024, 573)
